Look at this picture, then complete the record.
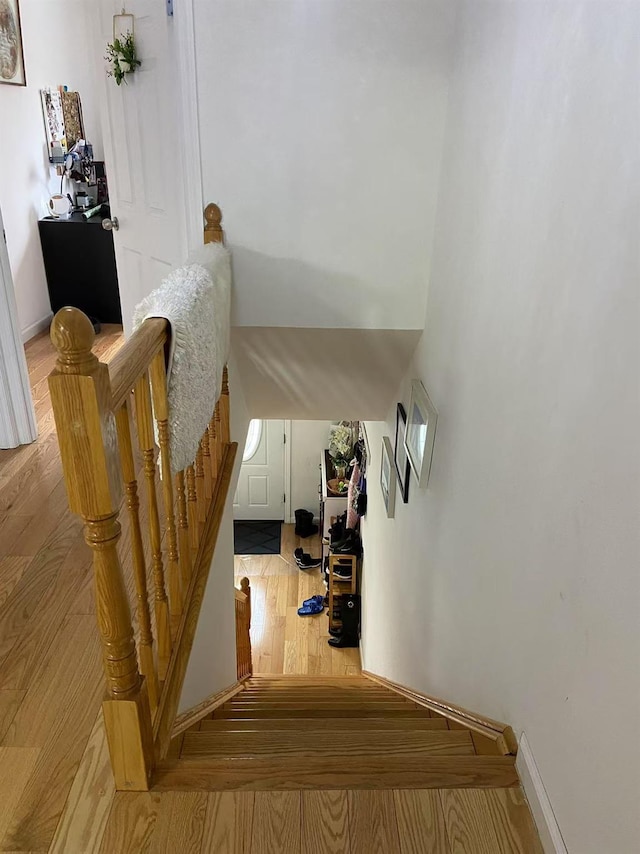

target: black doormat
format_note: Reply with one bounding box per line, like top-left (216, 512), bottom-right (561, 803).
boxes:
top-left (234, 520), bottom-right (282, 555)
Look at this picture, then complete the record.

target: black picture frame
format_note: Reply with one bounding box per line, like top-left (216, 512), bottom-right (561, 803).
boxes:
top-left (394, 403), bottom-right (410, 503)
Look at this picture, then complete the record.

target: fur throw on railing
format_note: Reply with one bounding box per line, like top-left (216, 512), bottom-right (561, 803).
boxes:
top-left (132, 243), bottom-right (231, 475)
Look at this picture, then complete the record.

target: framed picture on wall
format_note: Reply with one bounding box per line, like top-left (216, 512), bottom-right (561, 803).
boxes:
top-left (394, 403), bottom-right (410, 503)
top-left (404, 380), bottom-right (438, 488)
top-left (0, 0), bottom-right (26, 86)
top-left (380, 436), bottom-right (396, 519)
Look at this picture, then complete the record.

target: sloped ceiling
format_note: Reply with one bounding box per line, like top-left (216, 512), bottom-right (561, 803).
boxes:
top-left (232, 327), bottom-right (421, 420)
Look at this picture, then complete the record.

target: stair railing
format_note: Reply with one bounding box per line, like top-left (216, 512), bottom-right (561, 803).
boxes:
top-left (48, 203), bottom-right (239, 791)
top-left (235, 577), bottom-right (252, 679)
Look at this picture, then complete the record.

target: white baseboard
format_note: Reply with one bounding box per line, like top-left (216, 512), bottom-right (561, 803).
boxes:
top-left (22, 313), bottom-right (52, 343)
top-left (516, 732), bottom-right (568, 854)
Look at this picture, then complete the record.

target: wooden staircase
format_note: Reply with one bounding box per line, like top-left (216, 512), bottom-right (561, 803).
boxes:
top-left (155, 675), bottom-right (519, 791)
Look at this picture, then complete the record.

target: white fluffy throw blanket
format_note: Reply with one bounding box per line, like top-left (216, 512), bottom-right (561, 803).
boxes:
top-left (132, 243), bottom-right (231, 475)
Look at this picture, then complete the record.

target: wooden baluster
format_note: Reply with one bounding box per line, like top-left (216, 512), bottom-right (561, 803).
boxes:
top-left (149, 351), bottom-right (182, 618)
top-left (48, 308), bottom-right (153, 790)
top-left (219, 365), bottom-right (231, 446)
top-left (203, 202), bottom-right (224, 245)
top-left (134, 372), bottom-right (172, 680)
top-left (195, 445), bottom-right (206, 526)
top-left (214, 403), bottom-right (223, 469)
top-left (209, 413), bottom-right (219, 485)
top-left (201, 426), bottom-right (213, 504)
top-left (175, 471), bottom-right (192, 594)
top-left (186, 464), bottom-right (199, 551)
top-left (115, 403), bottom-right (159, 714)
top-left (240, 577), bottom-right (252, 677)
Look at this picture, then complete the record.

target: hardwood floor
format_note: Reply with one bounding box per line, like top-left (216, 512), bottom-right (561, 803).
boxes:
top-left (0, 330), bottom-right (542, 852)
top-left (235, 525), bottom-right (361, 676)
top-left (0, 327), bottom-right (123, 854)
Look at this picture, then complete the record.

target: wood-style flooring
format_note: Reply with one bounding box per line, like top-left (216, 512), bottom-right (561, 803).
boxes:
top-left (0, 329), bottom-right (542, 852)
top-left (234, 525), bottom-right (361, 676)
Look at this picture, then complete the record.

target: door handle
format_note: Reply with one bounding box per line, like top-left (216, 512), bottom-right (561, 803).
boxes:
top-left (102, 217), bottom-right (119, 232)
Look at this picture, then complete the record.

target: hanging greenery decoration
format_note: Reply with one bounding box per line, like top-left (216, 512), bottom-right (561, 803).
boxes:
top-left (106, 11), bottom-right (140, 86)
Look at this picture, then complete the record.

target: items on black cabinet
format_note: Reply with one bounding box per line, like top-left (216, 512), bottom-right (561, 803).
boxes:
top-left (38, 212), bottom-right (122, 324)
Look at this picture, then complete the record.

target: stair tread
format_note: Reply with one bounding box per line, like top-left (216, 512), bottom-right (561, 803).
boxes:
top-left (181, 729), bottom-right (473, 758)
top-left (223, 701), bottom-right (417, 710)
top-left (198, 717), bottom-right (449, 731)
top-left (154, 755), bottom-right (518, 791)
top-left (213, 708), bottom-right (432, 719)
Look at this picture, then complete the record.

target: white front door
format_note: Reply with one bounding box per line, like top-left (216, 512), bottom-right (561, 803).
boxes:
top-left (234, 420), bottom-right (286, 521)
top-left (93, 0), bottom-right (199, 333)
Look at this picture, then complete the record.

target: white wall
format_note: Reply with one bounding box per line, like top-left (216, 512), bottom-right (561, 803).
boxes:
top-left (290, 420), bottom-right (332, 517)
top-left (361, 4), bottom-right (640, 854)
top-left (0, 1), bottom-right (103, 340)
top-left (180, 353), bottom-right (251, 711)
top-left (195, 0), bottom-right (453, 330)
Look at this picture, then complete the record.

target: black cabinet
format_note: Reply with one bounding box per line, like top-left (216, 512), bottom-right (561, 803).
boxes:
top-left (38, 212), bottom-right (122, 323)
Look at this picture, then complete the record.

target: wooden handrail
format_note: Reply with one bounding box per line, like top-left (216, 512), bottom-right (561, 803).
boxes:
top-left (109, 317), bottom-right (168, 411)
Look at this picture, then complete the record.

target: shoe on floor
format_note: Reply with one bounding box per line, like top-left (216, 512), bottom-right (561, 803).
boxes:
top-left (328, 634), bottom-right (359, 648)
top-left (297, 554), bottom-right (322, 569)
top-left (302, 594), bottom-right (325, 607)
top-left (298, 599), bottom-right (324, 616)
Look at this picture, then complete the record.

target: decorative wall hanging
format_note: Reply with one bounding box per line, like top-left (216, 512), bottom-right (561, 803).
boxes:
top-left (106, 9), bottom-right (141, 86)
top-left (41, 89), bottom-right (67, 161)
top-left (0, 0), bottom-right (26, 86)
top-left (404, 380), bottom-right (438, 488)
top-left (394, 402), bottom-right (410, 503)
top-left (61, 90), bottom-right (85, 148)
top-left (380, 436), bottom-right (396, 519)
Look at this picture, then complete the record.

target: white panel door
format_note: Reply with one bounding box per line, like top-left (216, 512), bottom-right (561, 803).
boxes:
top-left (234, 420), bottom-right (285, 520)
top-left (94, 0), bottom-right (190, 333)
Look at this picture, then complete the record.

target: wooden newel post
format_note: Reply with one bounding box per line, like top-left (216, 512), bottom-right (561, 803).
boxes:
top-left (48, 308), bottom-right (154, 791)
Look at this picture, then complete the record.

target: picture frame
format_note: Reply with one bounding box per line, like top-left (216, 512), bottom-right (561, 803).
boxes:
top-left (380, 436), bottom-right (396, 519)
top-left (404, 380), bottom-right (438, 488)
top-left (0, 0), bottom-right (26, 87)
top-left (393, 403), bottom-right (410, 503)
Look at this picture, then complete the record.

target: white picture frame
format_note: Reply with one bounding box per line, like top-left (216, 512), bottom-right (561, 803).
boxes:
top-left (380, 436), bottom-right (396, 518)
top-left (404, 380), bottom-right (438, 488)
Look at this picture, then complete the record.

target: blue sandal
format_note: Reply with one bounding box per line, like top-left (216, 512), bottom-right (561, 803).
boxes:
top-left (302, 594), bottom-right (324, 607)
top-left (297, 599), bottom-right (324, 616)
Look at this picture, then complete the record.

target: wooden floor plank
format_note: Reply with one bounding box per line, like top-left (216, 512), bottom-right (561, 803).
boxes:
top-left (0, 617), bottom-right (103, 852)
top-left (439, 789), bottom-right (503, 854)
top-left (201, 792), bottom-right (255, 854)
top-left (48, 712), bottom-right (115, 854)
top-left (348, 790), bottom-right (400, 854)
top-left (0, 747), bottom-right (40, 845)
top-left (302, 790), bottom-right (350, 854)
top-left (483, 788), bottom-right (545, 854)
top-left (146, 792), bottom-right (208, 853)
top-left (394, 790), bottom-right (451, 854)
top-left (98, 792), bottom-right (160, 854)
top-left (250, 791), bottom-right (301, 854)
top-left (0, 690), bottom-right (25, 741)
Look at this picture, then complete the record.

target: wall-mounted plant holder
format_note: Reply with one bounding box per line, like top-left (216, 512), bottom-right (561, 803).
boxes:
top-left (105, 8), bottom-right (141, 86)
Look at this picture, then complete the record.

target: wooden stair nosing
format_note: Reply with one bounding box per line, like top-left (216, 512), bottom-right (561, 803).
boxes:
top-left (180, 729), bottom-right (474, 758)
top-left (198, 717), bottom-right (449, 732)
top-left (153, 755), bottom-right (519, 791)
